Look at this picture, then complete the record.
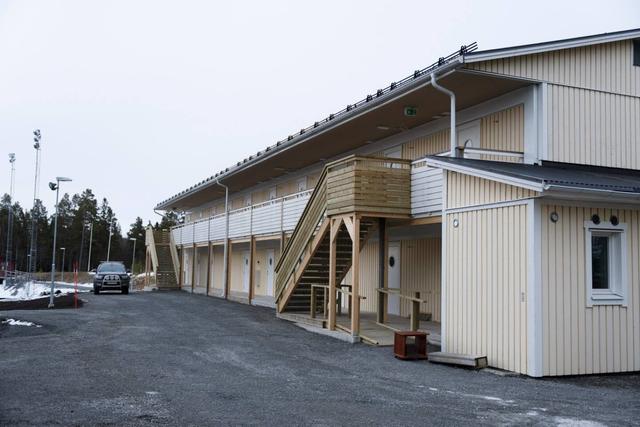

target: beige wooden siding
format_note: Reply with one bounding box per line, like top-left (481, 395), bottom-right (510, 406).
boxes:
top-left (445, 204), bottom-right (529, 374)
top-left (540, 204), bottom-right (640, 375)
top-left (210, 245), bottom-right (224, 291)
top-left (446, 171), bottom-right (539, 209)
top-left (348, 237), bottom-right (441, 322)
top-left (402, 129), bottom-right (449, 160)
top-left (547, 84), bottom-right (640, 169)
top-left (193, 246), bottom-right (208, 294)
top-left (480, 104), bottom-right (524, 162)
top-left (400, 238), bottom-right (441, 321)
top-left (466, 40), bottom-right (640, 96)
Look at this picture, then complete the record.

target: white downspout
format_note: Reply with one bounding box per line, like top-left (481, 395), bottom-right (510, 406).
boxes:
top-left (215, 179), bottom-right (230, 298)
top-left (431, 73), bottom-right (457, 157)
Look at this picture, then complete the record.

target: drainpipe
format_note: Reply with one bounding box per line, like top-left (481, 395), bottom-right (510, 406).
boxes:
top-left (215, 179), bottom-right (230, 298)
top-left (431, 73), bottom-right (457, 157)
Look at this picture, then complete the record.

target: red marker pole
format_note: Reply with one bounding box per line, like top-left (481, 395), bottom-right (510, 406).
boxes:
top-left (74, 261), bottom-right (78, 309)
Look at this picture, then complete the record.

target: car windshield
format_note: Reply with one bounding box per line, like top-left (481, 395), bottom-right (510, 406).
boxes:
top-left (97, 262), bottom-right (126, 274)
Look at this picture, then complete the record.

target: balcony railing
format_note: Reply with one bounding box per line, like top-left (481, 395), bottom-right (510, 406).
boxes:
top-left (410, 159), bottom-right (443, 216)
top-left (171, 189), bottom-right (313, 246)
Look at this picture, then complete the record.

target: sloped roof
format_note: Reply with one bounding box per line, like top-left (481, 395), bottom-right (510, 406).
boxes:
top-left (426, 157), bottom-right (640, 195)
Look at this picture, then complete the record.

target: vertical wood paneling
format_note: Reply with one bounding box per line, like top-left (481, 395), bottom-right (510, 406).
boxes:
top-left (466, 40), bottom-right (640, 97)
top-left (348, 237), bottom-right (441, 321)
top-left (446, 172), bottom-right (538, 209)
top-left (402, 129), bottom-right (449, 160)
top-left (480, 104), bottom-right (524, 161)
top-left (541, 204), bottom-right (640, 375)
top-left (445, 204), bottom-right (529, 374)
top-left (400, 238), bottom-right (441, 321)
top-left (547, 84), bottom-right (640, 169)
top-left (210, 246), bottom-right (224, 291)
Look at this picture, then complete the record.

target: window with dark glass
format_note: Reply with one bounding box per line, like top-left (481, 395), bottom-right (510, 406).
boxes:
top-left (591, 235), bottom-right (609, 290)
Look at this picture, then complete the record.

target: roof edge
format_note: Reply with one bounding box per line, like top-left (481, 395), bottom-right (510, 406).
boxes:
top-left (465, 28), bottom-right (640, 63)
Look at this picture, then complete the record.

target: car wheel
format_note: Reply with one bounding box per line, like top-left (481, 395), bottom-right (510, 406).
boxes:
top-left (122, 286), bottom-right (129, 295)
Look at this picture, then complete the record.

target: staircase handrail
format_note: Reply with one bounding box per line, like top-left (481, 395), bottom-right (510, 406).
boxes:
top-left (274, 167), bottom-right (328, 300)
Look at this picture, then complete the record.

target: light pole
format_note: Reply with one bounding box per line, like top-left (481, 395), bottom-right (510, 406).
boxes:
top-left (106, 219), bottom-right (116, 261)
top-left (5, 153), bottom-right (16, 285)
top-left (28, 129), bottom-right (42, 279)
top-left (86, 221), bottom-right (94, 271)
top-left (48, 176), bottom-right (72, 308)
top-left (60, 247), bottom-right (66, 282)
top-left (129, 237), bottom-right (137, 278)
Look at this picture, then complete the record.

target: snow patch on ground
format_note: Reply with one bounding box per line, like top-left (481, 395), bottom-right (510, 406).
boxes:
top-left (0, 281), bottom-right (92, 301)
top-left (2, 318), bottom-right (42, 327)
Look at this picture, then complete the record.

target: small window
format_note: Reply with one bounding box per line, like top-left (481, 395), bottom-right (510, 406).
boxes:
top-left (244, 194), bottom-right (252, 207)
top-left (585, 221), bottom-right (627, 306)
top-left (268, 187), bottom-right (277, 200)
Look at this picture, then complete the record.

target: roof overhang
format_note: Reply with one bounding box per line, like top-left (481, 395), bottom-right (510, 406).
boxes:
top-left (157, 69), bottom-right (532, 210)
top-left (465, 28), bottom-right (640, 63)
top-left (426, 156), bottom-right (640, 204)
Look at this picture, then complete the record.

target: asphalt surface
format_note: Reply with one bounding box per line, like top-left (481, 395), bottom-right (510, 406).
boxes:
top-left (1, 292), bottom-right (639, 426)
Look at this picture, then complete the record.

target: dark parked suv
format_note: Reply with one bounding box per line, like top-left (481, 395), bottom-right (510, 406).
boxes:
top-left (93, 261), bottom-right (130, 294)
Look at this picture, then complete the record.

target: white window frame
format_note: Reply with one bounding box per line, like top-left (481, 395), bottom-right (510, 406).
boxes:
top-left (584, 221), bottom-right (628, 307)
top-left (268, 186), bottom-right (277, 200)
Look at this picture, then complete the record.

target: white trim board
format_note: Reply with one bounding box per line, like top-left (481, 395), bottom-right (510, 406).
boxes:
top-left (526, 198), bottom-right (543, 377)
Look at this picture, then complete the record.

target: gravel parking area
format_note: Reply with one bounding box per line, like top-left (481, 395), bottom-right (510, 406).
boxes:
top-left (1, 291), bottom-right (639, 426)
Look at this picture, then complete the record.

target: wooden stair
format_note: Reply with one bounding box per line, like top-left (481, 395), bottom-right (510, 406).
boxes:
top-left (282, 219), bottom-right (375, 313)
top-left (150, 230), bottom-right (179, 290)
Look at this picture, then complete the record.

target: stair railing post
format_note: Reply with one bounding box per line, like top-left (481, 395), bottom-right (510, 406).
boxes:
top-left (328, 219), bottom-right (337, 330)
top-left (411, 292), bottom-right (420, 331)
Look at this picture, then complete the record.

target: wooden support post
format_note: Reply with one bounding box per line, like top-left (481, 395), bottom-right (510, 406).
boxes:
top-left (411, 292), bottom-right (421, 331)
top-left (377, 218), bottom-right (386, 324)
top-left (323, 287), bottom-right (328, 318)
top-left (225, 239), bottom-right (232, 299)
top-left (178, 246), bottom-right (184, 288)
top-left (206, 241), bottom-right (212, 296)
top-left (248, 236), bottom-right (255, 304)
top-left (191, 244), bottom-right (196, 293)
top-left (328, 219), bottom-right (337, 330)
top-left (310, 287), bottom-right (316, 319)
top-left (351, 215), bottom-right (360, 337)
top-left (280, 231), bottom-right (286, 253)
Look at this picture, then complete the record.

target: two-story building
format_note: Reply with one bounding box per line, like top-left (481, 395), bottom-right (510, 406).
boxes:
top-left (147, 28), bottom-right (640, 377)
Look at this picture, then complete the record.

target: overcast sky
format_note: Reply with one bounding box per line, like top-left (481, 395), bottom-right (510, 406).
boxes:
top-left (1, 0), bottom-right (638, 228)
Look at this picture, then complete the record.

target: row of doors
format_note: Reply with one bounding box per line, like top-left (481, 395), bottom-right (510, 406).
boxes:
top-left (241, 249), bottom-right (275, 296)
top-left (235, 243), bottom-right (400, 312)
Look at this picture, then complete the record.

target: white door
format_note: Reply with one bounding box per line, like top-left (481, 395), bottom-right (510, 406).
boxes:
top-left (387, 242), bottom-right (401, 316)
top-left (266, 249), bottom-right (275, 296)
top-left (242, 251), bottom-right (250, 293)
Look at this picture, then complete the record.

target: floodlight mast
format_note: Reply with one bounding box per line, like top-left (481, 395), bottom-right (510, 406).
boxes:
top-left (5, 153), bottom-right (16, 284)
top-left (49, 176), bottom-right (72, 308)
top-left (28, 129), bottom-right (42, 278)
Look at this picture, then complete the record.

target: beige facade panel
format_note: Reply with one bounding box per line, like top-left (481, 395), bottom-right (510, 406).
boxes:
top-left (346, 237), bottom-right (441, 322)
top-left (210, 246), bottom-right (224, 290)
top-left (445, 204), bottom-right (529, 374)
top-left (402, 129), bottom-right (450, 160)
top-left (193, 246), bottom-right (209, 294)
top-left (480, 103), bottom-right (524, 161)
top-left (540, 204), bottom-right (640, 376)
top-left (399, 238), bottom-right (441, 321)
top-left (547, 84), bottom-right (640, 169)
top-left (446, 171), bottom-right (538, 210)
top-left (466, 40), bottom-right (640, 96)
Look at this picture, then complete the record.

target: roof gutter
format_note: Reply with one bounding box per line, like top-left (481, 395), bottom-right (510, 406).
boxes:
top-left (430, 73), bottom-right (457, 157)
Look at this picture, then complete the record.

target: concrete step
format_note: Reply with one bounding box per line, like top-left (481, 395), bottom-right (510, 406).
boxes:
top-left (428, 352), bottom-right (488, 369)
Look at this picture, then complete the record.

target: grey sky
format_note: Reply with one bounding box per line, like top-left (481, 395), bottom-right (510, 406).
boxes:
top-left (1, 0), bottom-right (638, 228)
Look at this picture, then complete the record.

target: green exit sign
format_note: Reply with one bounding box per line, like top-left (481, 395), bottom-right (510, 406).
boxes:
top-left (404, 106), bottom-right (418, 117)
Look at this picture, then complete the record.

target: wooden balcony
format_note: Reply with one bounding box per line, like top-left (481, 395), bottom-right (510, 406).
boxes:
top-left (326, 155), bottom-right (412, 217)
